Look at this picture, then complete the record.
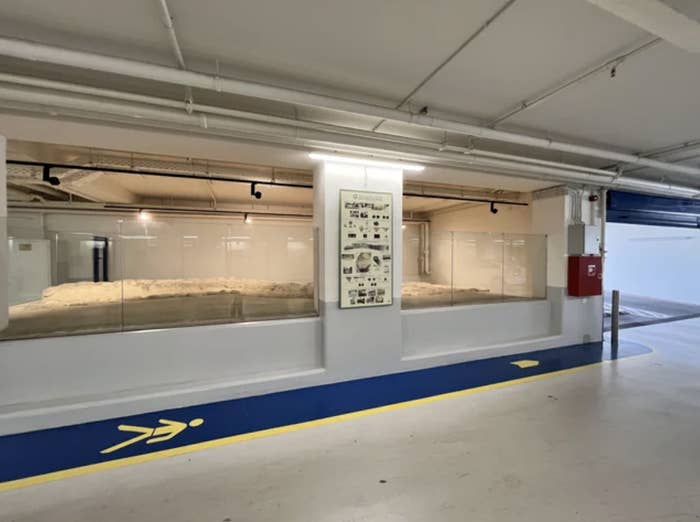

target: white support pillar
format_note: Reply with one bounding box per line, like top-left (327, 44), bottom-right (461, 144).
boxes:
top-left (313, 159), bottom-right (404, 379)
top-left (532, 188), bottom-right (602, 344)
top-left (0, 135), bottom-right (7, 330)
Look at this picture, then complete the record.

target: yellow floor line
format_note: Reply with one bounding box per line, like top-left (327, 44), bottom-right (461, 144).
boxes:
top-left (0, 352), bottom-right (649, 493)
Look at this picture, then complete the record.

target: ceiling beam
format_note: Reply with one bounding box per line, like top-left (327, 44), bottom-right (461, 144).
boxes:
top-left (586, 0), bottom-right (700, 54)
top-left (488, 37), bottom-right (661, 126)
top-left (372, 0), bottom-right (518, 131)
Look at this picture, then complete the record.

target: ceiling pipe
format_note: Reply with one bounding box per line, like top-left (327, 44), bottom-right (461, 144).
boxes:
top-left (157, 0), bottom-right (186, 69)
top-left (2, 37), bottom-right (700, 178)
top-left (0, 72), bottom-right (639, 179)
top-left (445, 145), bottom-right (612, 177)
top-left (604, 138), bottom-right (700, 172)
top-left (8, 201), bottom-right (313, 220)
top-left (156, 0), bottom-right (193, 107)
top-left (0, 83), bottom-right (622, 183)
top-left (9, 161), bottom-right (529, 207)
top-left (0, 83), bottom-right (698, 198)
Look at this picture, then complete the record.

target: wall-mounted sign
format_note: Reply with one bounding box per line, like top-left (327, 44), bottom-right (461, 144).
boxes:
top-left (339, 190), bottom-right (393, 308)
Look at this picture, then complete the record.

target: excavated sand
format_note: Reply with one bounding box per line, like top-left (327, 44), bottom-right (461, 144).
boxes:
top-left (13, 278), bottom-right (314, 312)
top-left (13, 279), bottom-right (487, 313)
top-left (401, 281), bottom-right (489, 297)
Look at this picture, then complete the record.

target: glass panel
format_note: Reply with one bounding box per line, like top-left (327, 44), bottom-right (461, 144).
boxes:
top-left (2, 210), bottom-right (316, 340)
top-left (402, 223), bottom-right (422, 283)
top-left (503, 234), bottom-right (547, 300)
top-left (401, 230), bottom-right (454, 309)
top-left (3, 213), bottom-right (123, 339)
top-left (225, 220), bottom-right (316, 322)
top-left (451, 231), bottom-right (505, 305)
top-left (119, 215), bottom-right (316, 331)
top-left (401, 227), bottom-right (548, 310)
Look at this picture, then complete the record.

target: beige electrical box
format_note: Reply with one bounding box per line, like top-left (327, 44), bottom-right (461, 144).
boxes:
top-left (568, 224), bottom-right (601, 255)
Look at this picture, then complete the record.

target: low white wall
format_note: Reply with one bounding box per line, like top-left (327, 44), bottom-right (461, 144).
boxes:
top-left (0, 317), bottom-right (323, 434)
top-left (401, 287), bottom-right (602, 365)
top-left (402, 299), bottom-right (553, 359)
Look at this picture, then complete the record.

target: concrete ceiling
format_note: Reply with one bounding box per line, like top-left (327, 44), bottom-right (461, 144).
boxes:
top-left (0, 0), bottom-right (699, 187)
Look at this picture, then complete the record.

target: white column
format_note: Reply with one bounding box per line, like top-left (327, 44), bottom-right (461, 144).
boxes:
top-left (532, 189), bottom-right (602, 344)
top-left (314, 160), bottom-right (404, 378)
top-left (0, 135), bottom-right (7, 330)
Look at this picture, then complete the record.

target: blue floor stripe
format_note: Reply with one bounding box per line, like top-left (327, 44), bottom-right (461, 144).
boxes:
top-left (0, 340), bottom-right (649, 483)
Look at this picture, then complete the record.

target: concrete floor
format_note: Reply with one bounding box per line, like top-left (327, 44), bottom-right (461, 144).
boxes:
top-left (3, 320), bottom-right (700, 521)
top-left (603, 291), bottom-right (700, 331)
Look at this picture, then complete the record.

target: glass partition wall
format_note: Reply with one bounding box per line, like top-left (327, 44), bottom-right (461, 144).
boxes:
top-left (4, 211), bottom-right (316, 340)
top-left (402, 227), bottom-right (547, 309)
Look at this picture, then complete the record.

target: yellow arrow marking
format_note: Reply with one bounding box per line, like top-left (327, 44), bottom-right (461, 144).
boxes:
top-left (510, 360), bottom-right (540, 369)
top-left (100, 418), bottom-right (204, 454)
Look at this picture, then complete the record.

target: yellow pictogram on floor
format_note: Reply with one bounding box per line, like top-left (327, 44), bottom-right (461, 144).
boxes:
top-left (510, 360), bottom-right (540, 369)
top-left (100, 418), bottom-right (204, 454)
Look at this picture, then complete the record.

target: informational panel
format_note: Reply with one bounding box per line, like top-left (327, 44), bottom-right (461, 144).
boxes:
top-left (339, 190), bottom-right (392, 308)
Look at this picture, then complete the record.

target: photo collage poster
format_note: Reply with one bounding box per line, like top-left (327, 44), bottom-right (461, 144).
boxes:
top-left (339, 190), bottom-right (393, 308)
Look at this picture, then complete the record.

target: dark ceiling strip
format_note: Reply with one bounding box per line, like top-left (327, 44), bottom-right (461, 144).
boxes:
top-left (7, 160), bottom-right (313, 190)
top-left (402, 192), bottom-right (527, 206)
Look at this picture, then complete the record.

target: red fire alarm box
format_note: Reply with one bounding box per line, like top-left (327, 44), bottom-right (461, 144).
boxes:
top-left (568, 256), bottom-right (602, 297)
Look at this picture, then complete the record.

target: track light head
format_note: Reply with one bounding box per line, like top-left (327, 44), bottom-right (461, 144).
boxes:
top-left (251, 182), bottom-right (262, 200)
top-left (42, 165), bottom-right (60, 186)
top-left (490, 201), bottom-right (499, 214)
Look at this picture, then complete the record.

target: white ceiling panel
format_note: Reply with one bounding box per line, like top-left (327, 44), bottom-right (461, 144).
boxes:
top-left (0, 0), bottom-right (173, 65)
top-left (505, 42), bottom-right (700, 152)
top-left (166, 0), bottom-right (501, 101)
top-left (412, 0), bottom-right (648, 119)
top-left (586, 0), bottom-right (700, 53)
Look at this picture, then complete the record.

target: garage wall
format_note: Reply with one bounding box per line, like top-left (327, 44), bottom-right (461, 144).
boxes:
top-left (605, 222), bottom-right (700, 304)
top-left (0, 118), bottom-right (603, 436)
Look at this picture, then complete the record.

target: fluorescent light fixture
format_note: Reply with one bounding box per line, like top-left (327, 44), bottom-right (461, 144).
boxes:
top-left (309, 152), bottom-right (424, 172)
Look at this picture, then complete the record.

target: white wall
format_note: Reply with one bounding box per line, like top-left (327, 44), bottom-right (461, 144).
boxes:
top-left (429, 202), bottom-right (533, 234)
top-left (0, 116), bottom-right (603, 435)
top-left (605, 222), bottom-right (700, 304)
top-left (314, 161), bottom-right (405, 378)
top-left (0, 135), bottom-right (6, 330)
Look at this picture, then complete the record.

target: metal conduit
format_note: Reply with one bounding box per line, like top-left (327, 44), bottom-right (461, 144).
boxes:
top-left (0, 72), bottom-right (615, 179)
top-left (2, 36), bottom-right (700, 177)
top-left (7, 160), bottom-right (530, 207)
top-left (1, 84), bottom-right (698, 198)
